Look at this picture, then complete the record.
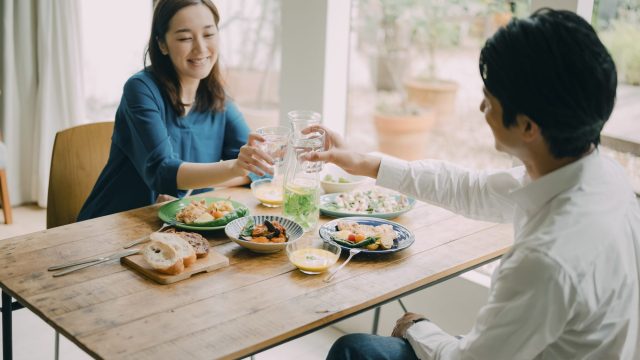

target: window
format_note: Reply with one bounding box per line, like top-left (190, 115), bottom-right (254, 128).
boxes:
top-left (81, 0), bottom-right (152, 122)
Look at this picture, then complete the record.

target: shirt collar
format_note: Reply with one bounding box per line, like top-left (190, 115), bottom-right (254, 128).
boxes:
top-left (509, 150), bottom-right (601, 214)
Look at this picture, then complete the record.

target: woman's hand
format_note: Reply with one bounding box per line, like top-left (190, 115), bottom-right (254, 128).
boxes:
top-left (234, 133), bottom-right (274, 177)
top-left (155, 194), bottom-right (177, 203)
top-left (300, 125), bottom-right (381, 178)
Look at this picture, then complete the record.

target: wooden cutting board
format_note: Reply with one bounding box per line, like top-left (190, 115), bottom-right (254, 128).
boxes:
top-left (121, 251), bottom-right (229, 285)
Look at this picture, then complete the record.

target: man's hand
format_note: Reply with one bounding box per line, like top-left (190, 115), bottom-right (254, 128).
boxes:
top-left (299, 125), bottom-right (381, 178)
top-left (391, 312), bottom-right (428, 338)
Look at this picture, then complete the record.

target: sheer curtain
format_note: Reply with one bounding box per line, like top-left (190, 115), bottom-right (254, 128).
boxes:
top-left (1, 0), bottom-right (86, 207)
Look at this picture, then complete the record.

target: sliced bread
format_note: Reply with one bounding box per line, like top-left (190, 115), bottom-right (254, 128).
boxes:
top-left (150, 232), bottom-right (197, 267)
top-left (143, 240), bottom-right (184, 275)
top-left (174, 231), bottom-right (210, 258)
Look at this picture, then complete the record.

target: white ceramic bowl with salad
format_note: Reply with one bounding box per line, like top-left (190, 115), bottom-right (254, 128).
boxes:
top-left (320, 188), bottom-right (416, 220)
top-left (320, 163), bottom-right (368, 194)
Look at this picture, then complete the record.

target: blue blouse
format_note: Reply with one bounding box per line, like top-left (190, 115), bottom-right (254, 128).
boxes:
top-left (78, 70), bottom-right (250, 221)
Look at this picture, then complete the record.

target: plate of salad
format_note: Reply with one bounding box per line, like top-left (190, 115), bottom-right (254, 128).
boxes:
top-left (158, 197), bottom-right (249, 231)
top-left (318, 217), bottom-right (415, 254)
top-left (319, 188), bottom-right (415, 219)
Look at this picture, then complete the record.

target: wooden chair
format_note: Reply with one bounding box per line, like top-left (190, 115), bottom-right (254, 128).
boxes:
top-left (2, 122), bottom-right (113, 360)
top-left (47, 121), bottom-right (113, 357)
top-left (47, 121), bottom-right (114, 228)
top-left (0, 130), bottom-right (12, 224)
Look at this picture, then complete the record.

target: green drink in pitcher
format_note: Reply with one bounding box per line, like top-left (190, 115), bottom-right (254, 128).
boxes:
top-left (283, 179), bottom-right (319, 232)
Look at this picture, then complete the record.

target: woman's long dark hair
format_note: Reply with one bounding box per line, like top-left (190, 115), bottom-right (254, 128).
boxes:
top-left (145, 0), bottom-right (226, 116)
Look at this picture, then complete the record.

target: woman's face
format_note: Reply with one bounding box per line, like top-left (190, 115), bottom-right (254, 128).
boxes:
top-left (159, 4), bottom-right (219, 87)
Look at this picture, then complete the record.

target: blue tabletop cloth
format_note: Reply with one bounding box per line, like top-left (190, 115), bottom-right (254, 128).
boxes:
top-left (78, 70), bottom-right (251, 221)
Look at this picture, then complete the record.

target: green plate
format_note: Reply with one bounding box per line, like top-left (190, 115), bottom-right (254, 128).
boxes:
top-left (158, 196), bottom-right (249, 231)
top-left (319, 193), bottom-right (416, 220)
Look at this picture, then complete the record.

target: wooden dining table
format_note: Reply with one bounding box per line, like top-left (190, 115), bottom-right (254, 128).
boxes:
top-left (0, 186), bottom-right (513, 360)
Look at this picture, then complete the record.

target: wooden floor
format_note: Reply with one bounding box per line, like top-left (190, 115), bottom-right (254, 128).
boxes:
top-left (0, 205), bottom-right (344, 360)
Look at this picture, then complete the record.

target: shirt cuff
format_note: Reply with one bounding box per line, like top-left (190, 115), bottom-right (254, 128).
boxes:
top-left (248, 171), bottom-right (271, 183)
top-left (405, 319), bottom-right (459, 359)
top-left (158, 158), bottom-right (183, 195)
top-left (375, 156), bottom-right (409, 190)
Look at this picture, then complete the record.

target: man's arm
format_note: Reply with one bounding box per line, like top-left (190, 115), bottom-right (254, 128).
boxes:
top-left (405, 250), bottom-right (575, 359)
top-left (377, 157), bottom-right (524, 223)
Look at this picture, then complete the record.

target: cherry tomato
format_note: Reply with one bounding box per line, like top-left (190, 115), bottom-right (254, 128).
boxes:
top-left (348, 234), bottom-right (356, 242)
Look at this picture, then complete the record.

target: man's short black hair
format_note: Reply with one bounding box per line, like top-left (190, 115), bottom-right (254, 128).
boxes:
top-left (479, 8), bottom-right (617, 158)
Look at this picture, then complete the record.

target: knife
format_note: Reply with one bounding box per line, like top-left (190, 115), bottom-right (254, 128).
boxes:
top-left (50, 248), bottom-right (141, 277)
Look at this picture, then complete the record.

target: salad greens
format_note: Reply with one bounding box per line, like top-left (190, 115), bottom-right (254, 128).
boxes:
top-left (323, 174), bottom-right (351, 183)
top-left (283, 184), bottom-right (319, 231)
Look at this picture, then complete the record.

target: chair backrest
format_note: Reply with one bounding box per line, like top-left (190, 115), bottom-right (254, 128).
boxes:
top-left (47, 122), bottom-right (114, 229)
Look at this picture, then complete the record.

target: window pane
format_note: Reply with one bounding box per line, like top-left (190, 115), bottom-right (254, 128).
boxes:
top-left (217, 0), bottom-right (282, 130)
top-left (81, 0), bottom-right (152, 121)
top-left (346, 0), bottom-right (530, 168)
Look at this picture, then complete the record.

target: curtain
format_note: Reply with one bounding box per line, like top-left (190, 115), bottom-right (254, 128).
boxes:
top-left (1, 0), bottom-right (86, 207)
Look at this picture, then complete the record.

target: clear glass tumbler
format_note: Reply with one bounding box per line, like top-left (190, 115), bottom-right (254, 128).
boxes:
top-left (256, 126), bottom-right (290, 183)
top-left (288, 110), bottom-right (322, 139)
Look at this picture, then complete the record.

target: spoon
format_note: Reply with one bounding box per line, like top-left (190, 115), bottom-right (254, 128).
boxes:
top-left (324, 248), bottom-right (362, 282)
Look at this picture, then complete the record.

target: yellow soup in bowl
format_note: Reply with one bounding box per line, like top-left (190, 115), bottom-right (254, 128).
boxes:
top-left (289, 248), bottom-right (339, 274)
top-left (252, 180), bottom-right (283, 207)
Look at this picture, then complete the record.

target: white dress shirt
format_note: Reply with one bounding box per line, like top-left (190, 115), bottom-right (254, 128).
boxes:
top-left (376, 151), bottom-right (640, 359)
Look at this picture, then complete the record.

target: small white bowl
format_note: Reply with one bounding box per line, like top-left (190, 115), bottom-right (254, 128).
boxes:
top-left (250, 178), bottom-right (283, 207)
top-left (320, 163), bottom-right (367, 194)
top-left (225, 215), bottom-right (304, 253)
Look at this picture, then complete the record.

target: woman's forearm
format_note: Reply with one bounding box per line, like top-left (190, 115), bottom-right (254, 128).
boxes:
top-left (176, 160), bottom-right (247, 190)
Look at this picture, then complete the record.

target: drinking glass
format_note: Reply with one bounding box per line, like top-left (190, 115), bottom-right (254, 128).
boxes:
top-left (291, 128), bottom-right (325, 173)
top-left (288, 110), bottom-right (321, 139)
top-left (256, 126), bottom-right (290, 182)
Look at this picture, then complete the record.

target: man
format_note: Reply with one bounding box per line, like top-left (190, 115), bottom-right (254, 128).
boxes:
top-left (303, 8), bottom-right (640, 360)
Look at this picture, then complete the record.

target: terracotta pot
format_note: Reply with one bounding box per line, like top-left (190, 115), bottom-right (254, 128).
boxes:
top-left (373, 110), bottom-right (436, 161)
top-left (404, 79), bottom-right (458, 119)
top-left (493, 12), bottom-right (513, 28)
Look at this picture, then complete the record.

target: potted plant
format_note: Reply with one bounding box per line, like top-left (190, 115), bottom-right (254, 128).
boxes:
top-left (403, 0), bottom-right (469, 120)
top-left (358, 0), bottom-right (462, 160)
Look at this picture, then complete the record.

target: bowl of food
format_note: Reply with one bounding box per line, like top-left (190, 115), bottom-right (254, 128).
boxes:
top-left (225, 215), bottom-right (303, 253)
top-left (286, 236), bottom-right (341, 274)
top-left (251, 178), bottom-right (284, 207)
top-left (320, 163), bottom-right (367, 194)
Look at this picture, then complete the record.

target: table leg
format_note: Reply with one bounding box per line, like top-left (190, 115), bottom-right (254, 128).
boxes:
top-left (2, 290), bottom-right (13, 360)
top-left (372, 306), bottom-right (381, 335)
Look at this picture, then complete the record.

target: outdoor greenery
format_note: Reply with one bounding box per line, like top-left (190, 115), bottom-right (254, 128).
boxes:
top-left (597, 0), bottom-right (640, 85)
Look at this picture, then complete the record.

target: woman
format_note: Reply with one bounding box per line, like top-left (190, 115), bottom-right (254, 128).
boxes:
top-left (78, 0), bottom-right (271, 221)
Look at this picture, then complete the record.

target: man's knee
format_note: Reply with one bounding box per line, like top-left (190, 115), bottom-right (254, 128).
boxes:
top-left (327, 333), bottom-right (372, 360)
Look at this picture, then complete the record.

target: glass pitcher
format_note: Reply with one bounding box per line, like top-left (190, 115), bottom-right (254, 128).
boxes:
top-left (283, 135), bottom-right (324, 232)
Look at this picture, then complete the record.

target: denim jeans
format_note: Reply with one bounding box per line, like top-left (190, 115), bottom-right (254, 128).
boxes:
top-left (326, 333), bottom-right (419, 360)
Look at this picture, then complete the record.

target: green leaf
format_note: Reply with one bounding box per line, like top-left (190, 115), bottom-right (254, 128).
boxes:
top-left (330, 237), bottom-right (377, 248)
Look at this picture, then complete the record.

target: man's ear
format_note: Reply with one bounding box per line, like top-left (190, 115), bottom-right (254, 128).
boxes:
top-left (157, 37), bottom-right (169, 55)
top-left (516, 114), bottom-right (541, 143)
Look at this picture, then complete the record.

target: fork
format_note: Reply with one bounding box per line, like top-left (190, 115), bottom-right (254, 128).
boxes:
top-left (123, 222), bottom-right (172, 249)
top-left (49, 248), bottom-right (141, 276)
top-left (324, 248), bottom-right (362, 282)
